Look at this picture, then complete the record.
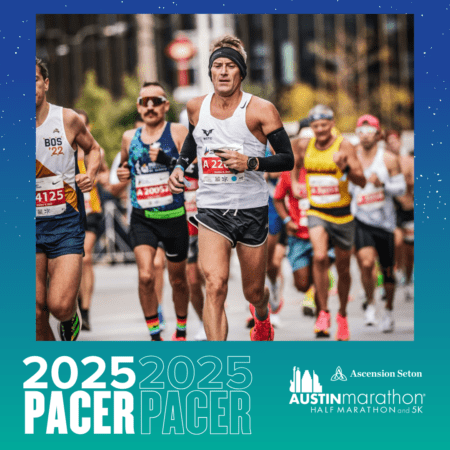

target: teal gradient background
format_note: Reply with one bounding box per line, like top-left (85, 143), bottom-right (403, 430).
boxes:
top-left (1, 0), bottom-right (449, 448)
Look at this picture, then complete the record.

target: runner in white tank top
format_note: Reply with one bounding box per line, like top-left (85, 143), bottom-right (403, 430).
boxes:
top-left (35, 58), bottom-right (101, 342)
top-left (168, 35), bottom-right (294, 341)
top-left (351, 115), bottom-right (406, 333)
top-left (193, 91), bottom-right (268, 210)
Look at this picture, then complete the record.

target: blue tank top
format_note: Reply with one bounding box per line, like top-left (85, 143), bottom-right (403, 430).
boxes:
top-left (128, 123), bottom-right (184, 213)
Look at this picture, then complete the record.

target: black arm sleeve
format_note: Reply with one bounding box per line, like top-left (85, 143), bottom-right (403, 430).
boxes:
top-left (256, 127), bottom-right (294, 172)
top-left (155, 150), bottom-right (177, 171)
top-left (176, 122), bottom-right (197, 170)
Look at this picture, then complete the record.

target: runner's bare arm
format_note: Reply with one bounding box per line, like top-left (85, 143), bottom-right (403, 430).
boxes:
top-left (383, 152), bottom-right (406, 196)
top-left (339, 140), bottom-right (366, 188)
top-left (290, 138), bottom-right (308, 199)
top-left (65, 109), bottom-right (101, 193)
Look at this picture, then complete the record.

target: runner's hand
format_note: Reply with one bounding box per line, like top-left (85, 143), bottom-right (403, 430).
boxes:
top-left (367, 173), bottom-right (384, 187)
top-left (117, 163), bottom-right (131, 182)
top-left (219, 150), bottom-right (248, 173)
top-left (286, 220), bottom-right (299, 236)
top-left (333, 151), bottom-right (348, 172)
top-left (75, 173), bottom-right (93, 193)
top-left (149, 144), bottom-right (160, 162)
top-left (168, 167), bottom-right (185, 194)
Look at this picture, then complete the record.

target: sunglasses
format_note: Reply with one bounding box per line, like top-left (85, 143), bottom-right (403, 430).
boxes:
top-left (137, 96), bottom-right (167, 107)
top-left (356, 125), bottom-right (378, 135)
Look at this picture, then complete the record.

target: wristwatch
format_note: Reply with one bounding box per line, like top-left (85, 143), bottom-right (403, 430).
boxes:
top-left (247, 157), bottom-right (259, 171)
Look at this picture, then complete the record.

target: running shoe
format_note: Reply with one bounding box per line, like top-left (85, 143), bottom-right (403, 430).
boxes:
top-left (194, 323), bottom-right (207, 341)
top-left (268, 280), bottom-right (282, 313)
top-left (364, 304), bottom-right (377, 326)
top-left (249, 304), bottom-right (274, 341)
top-left (271, 297), bottom-right (284, 315)
top-left (302, 286), bottom-right (316, 317)
top-left (172, 332), bottom-right (187, 341)
top-left (380, 310), bottom-right (394, 333)
top-left (59, 308), bottom-right (82, 341)
top-left (158, 305), bottom-right (166, 331)
top-left (245, 316), bottom-right (255, 329)
top-left (336, 313), bottom-right (350, 341)
top-left (405, 283), bottom-right (414, 302)
top-left (270, 313), bottom-right (282, 328)
top-left (314, 310), bottom-right (331, 337)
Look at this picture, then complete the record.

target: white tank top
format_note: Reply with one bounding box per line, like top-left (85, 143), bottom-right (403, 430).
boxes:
top-left (36, 104), bottom-right (78, 218)
top-left (351, 148), bottom-right (396, 232)
top-left (193, 92), bottom-right (268, 209)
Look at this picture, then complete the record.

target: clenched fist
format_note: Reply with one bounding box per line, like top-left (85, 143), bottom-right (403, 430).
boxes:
top-left (333, 151), bottom-right (348, 172)
top-left (117, 162), bottom-right (131, 182)
top-left (75, 173), bottom-right (93, 193)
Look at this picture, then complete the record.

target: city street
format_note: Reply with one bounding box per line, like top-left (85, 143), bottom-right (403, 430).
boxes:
top-left (66, 254), bottom-right (414, 342)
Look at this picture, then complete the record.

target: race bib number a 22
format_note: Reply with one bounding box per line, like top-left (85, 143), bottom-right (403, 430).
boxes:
top-left (36, 175), bottom-right (66, 217)
top-left (202, 145), bottom-right (245, 184)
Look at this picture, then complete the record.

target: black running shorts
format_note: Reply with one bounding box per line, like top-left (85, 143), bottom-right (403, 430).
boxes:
top-left (354, 219), bottom-right (395, 270)
top-left (85, 212), bottom-right (104, 239)
top-left (191, 206), bottom-right (269, 248)
top-left (129, 208), bottom-right (189, 262)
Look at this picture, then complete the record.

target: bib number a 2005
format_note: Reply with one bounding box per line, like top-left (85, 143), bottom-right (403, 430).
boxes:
top-left (36, 175), bottom-right (66, 217)
top-left (136, 171), bottom-right (173, 208)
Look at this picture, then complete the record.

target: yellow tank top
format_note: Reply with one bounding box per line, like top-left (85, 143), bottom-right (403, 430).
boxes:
top-left (77, 160), bottom-right (102, 214)
top-left (304, 136), bottom-right (353, 224)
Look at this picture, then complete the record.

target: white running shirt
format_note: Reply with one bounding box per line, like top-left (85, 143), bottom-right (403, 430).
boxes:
top-left (193, 92), bottom-right (268, 209)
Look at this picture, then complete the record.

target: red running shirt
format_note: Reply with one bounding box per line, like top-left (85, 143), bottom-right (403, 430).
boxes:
top-left (273, 168), bottom-right (310, 240)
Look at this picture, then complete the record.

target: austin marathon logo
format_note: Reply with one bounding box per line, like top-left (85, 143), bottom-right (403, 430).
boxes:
top-left (288, 366), bottom-right (424, 414)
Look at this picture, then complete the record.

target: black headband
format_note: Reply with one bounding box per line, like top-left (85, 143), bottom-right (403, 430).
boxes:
top-left (208, 47), bottom-right (247, 80)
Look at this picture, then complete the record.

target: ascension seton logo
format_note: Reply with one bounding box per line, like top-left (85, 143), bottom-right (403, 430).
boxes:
top-left (331, 366), bottom-right (347, 381)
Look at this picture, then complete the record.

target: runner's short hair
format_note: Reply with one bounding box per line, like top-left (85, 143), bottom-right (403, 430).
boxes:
top-left (210, 34), bottom-right (247, 62)
top-left (36, 57), bottom-right (49, 80)
top-left (141, 81), bottom-right (167, 96)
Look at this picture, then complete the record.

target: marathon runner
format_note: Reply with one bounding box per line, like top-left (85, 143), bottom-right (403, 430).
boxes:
top-left (117, 82), bottom-right (190, 341)
top-left (291, 104), bottom-right (366, 340)
top-left (36, 58), bottom-right (101, 341)
top-left (168, 34), bottom-right (294, 341)
top-left (74, 109), bottom-right (110, 331)
top-left (350, 115), bottom-right (406, 332)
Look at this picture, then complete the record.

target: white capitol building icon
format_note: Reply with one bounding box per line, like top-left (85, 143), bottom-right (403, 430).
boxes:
top-left (289, 367), bottom-right (323, 393)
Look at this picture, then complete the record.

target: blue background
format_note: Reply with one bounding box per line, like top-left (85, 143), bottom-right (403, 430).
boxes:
top-left (0, 0), bottom-right (449, 448)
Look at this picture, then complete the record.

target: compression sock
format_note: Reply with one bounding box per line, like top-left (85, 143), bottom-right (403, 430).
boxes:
top-left (176, 314), bottom-right (187, 338)
top-left (146, 314), bottom-right (161, 341)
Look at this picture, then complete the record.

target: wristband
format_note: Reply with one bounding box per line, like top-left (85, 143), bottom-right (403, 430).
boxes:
top-left (283, 216), bottom-right (292, 225)
top-left (174, 165), bottom-right (185, 172)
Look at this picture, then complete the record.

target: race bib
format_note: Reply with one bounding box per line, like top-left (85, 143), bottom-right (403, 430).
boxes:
top-left (184, 191), bottom-right (197, 219)
top-left (36, 175), bottom-right (66, 217)
top-left (84, 191), bottom-right (93, 215)
top-left (309, 175), bottom-right (341, 204)
top-left (298, 198), bottom-right (310, 227)
top-left (136, 171), bottom-right (173, 208)
top-left (202, 145), bottom-right (245, 184)
top-left (356, 186), bottom-right (386, 211)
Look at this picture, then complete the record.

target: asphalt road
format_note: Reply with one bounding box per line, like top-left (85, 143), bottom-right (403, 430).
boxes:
top-left (66, 253), bottom-right (414, 342)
